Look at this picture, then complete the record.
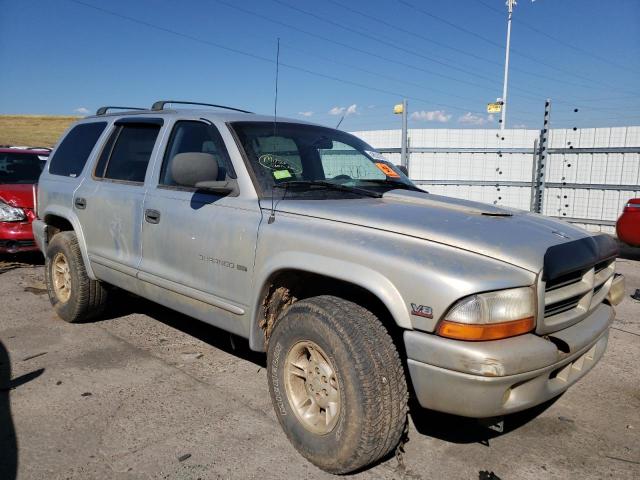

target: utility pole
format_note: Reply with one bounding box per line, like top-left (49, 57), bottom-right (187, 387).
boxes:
top-left (500, 0), bottom-right (516, 130)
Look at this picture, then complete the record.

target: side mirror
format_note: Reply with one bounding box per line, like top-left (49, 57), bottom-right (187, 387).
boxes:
top-left (396, 164), bottom-right (409, 176)
top-left (171, 152), bottom-right (238, 195)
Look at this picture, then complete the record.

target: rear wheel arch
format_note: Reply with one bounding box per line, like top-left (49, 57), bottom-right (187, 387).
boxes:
top-left (44, 214), bottom-right (73, 242)
top-left (42, 211), bottom-right (96, 279)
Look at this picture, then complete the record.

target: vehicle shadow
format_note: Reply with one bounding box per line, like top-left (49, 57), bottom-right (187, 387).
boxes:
top-left (0, 340), bottom-right (17, 479)
top-left (0, 341), bottom-right (44, 480)
top-left (409, 395), bottom-right (561, 445)
top-left (100, 291), bottom-right (266, 368)
top-left (0, 252), bottom-right (44, 275)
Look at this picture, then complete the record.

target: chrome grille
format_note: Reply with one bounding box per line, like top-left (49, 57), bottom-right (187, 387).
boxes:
top-left (540, 259), bottom-right (615, 333)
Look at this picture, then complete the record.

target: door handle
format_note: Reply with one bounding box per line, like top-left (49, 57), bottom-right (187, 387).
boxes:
top-left (145, 209), bottom-right (161, 224)
top-left (74, 197), bottom-right (87, 209)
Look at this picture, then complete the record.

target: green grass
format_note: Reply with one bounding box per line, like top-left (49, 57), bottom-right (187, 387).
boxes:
top-left (0, 115), bottom-right (80, 148)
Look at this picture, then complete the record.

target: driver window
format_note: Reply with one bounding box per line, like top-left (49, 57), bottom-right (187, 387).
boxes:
top-left (160, 121), bottom-right (233, 187)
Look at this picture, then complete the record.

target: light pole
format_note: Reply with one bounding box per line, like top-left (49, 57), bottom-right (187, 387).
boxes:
top-left (500, 0), bottom-right (516, 130)
top-left (394, 99), bottom-right (408, 168)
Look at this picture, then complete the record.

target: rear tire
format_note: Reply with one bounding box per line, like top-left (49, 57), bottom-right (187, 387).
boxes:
top-left (45, 231), bottom-right (108, 323)
top-left (267, 295), bottom-right (408, 474)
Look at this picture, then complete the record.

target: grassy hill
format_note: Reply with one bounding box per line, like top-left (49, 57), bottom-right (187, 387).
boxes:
top-left (0, 115), bottom-right (79, 148)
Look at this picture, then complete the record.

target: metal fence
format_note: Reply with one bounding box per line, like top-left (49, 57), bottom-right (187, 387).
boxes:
top-left (351, 126), bottom-right (640, 234)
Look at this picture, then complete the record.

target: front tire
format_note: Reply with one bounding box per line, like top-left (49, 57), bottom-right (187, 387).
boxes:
top-left (45, 231), bottom-right (108, 323)
top-left (267, 295), bottom-right (408, 474)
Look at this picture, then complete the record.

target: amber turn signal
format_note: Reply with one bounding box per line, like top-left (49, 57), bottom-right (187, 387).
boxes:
top-left (436, 317), bottom-right (535, 341)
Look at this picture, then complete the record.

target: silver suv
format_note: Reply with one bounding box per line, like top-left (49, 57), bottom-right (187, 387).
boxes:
top-left (33, 101), bottom-right (626, 474)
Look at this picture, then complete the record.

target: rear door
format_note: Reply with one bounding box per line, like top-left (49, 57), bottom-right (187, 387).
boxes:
top-left (74, 118), bottom-right (163, 281)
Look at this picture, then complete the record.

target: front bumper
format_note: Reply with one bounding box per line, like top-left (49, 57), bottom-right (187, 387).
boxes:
top-left (0, 220), bottom-right (39, 254)
top-left (405, 303), bottom-right (614, 418)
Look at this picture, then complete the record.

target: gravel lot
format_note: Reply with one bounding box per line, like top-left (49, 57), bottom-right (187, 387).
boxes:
top-left (0, 252), bottom-right (638, 479)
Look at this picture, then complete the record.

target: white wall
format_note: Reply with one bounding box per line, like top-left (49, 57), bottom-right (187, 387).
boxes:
top-left (351, 126), bottom-right (640, 234)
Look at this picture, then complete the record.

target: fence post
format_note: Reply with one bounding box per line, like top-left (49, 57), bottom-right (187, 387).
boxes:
top-left (532, 99), bottom-right (551, 213)
top-left (529, 138), bottom-right (538, 212)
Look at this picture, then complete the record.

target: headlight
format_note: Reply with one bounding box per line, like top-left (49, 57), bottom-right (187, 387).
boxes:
top-left (437, 287), bottom-right (536, 341)
top-left (0, 201), bottom-right (26, 222)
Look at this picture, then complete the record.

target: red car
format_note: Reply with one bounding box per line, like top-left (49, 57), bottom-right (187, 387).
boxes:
top-left (0, 148), bottom-right (49, 254)
top-left (616, 198), bottom-right (640, 247)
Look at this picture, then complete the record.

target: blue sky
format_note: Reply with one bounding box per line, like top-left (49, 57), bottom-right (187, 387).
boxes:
top-left (1, 0), bottom-right (639, 130)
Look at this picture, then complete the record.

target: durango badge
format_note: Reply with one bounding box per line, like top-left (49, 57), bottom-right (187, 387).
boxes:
top-left (410, 303), bottom-right (433, 319)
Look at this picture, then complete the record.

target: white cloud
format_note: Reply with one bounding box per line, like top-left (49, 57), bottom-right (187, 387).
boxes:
top-left (329, 104), bottom-right (358, 116)
top-left (458, 112), bottom-right (496, 126)
top-left (410, 110), bottom-right (451, 123)
top-left (298, 111), bottom-right (314, 117)
top-left (512, 123), bottom-right (528, 128)
top-left (74, 107), bottom-right (90, 115)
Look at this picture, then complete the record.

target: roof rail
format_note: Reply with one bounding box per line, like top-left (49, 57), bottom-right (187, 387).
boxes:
top-left (150, 100), bottom-right (253, 114)
top-left (96, 106), bottom-right (146, 116)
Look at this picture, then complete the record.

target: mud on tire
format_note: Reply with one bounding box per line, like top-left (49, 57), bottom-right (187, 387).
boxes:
top-left (45, 231), bottom-right (108, 323)
top-left (267, 295), bottom-right (408, 474)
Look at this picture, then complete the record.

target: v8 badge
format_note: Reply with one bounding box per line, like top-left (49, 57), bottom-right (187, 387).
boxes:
top-left (410, 303), bottom-right (433, 319)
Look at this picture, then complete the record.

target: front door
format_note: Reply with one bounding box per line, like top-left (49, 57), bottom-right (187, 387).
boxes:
top-left (138, 120), bottom-right (260, 334)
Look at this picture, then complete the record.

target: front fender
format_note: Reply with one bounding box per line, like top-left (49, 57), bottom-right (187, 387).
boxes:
top-left (249, 252), bottom-right (412, 351)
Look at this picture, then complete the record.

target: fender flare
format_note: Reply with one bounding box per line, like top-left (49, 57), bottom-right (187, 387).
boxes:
top-left (249, 251), bottom-right (412, 351)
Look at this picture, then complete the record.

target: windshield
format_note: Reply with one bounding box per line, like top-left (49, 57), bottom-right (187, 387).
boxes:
top-left (0, 152), bottom-right (45, 184)
top-left (231, 122), bottom-right (418, 198)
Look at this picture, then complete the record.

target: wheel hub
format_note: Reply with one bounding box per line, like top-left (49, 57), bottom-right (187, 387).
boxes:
top-left (52, 252), bottom-right (71, 303)
top-left (284, 341), bottom-right (340, 435)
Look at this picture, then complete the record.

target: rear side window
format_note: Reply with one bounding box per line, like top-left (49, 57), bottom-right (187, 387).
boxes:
top-left (49, 122), bottom-right (107, 177)
top-left (95, 124), bottom-right (161, 183)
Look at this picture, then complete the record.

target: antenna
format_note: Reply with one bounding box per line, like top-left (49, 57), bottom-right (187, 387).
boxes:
top-left (273, 37), bottom-right (280, 131)
top-left (269, 37), bottom-right (281, 225)
top-left (335, 114), bottom-right (345, 129)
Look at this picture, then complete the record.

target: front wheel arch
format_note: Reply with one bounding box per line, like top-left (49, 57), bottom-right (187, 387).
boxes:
top-left (250, 267), bottom-right (409, 352)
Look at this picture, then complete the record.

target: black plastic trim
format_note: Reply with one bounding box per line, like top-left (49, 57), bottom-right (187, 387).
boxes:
top-left (543, 235), bottom-right (619, 282)
top-left (114, 117), bottom-right (164, 126)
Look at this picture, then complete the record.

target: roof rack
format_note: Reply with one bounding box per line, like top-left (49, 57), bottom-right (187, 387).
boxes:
top-left (96, 106), bottom-right (146, 116)
top-left (150, 100), bottom-right (253, 114)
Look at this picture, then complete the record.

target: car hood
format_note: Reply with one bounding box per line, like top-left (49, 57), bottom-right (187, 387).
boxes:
top-left (271, 189), bottom-right (592, 273)
top-left (0, 183), bottom-right (35, 209)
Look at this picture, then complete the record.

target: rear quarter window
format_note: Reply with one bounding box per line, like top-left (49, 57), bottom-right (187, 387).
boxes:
top-left (49, 122), bottom-right (107, 177)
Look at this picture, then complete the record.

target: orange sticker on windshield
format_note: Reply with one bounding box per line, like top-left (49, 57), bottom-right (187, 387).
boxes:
top-left (375, 162), bottom-right (400, 178)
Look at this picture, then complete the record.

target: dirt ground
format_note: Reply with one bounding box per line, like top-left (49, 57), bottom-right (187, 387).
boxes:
top-left (0, 253), bottom-right (638, 479)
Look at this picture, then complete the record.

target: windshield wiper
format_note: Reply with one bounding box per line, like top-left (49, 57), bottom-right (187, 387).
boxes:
top-left (359, 179), bottom-right (425, 193)
top-left (273, 180), bottom-right (382, 198)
